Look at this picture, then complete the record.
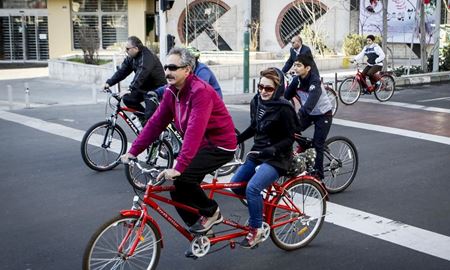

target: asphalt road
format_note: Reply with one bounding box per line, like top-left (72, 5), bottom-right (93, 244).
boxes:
top-left (1, 82), bottom-right (450, 270)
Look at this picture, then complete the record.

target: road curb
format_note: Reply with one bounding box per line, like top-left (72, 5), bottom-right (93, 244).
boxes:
top-left (396, 71), bottom-right (450, 87)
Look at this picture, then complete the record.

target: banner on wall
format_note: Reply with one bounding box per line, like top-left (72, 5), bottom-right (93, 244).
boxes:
top-left (359, 0), bottom-right (437, 44)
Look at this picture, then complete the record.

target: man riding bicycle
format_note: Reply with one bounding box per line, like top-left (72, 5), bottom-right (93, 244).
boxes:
top-left (104, 36), bottom-right (166, 124)
top-left (121, 47), bottom-right (237, 234)
top-left (352, 34), bottom-right (385, 92)
top-left (284, 54), bottom-right (333, 181)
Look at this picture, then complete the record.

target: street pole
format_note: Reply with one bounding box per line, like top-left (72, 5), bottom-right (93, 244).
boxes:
top-left (419, 1), bottom-right (427, 72)
top-left (432, 0), bottom-right (441, 72)
top-left (382, 0), bottom-right (388, 71)
top-left (243, 0), bottom-right (251, 93)
top-left (159, 5), bottom-right (167, 64)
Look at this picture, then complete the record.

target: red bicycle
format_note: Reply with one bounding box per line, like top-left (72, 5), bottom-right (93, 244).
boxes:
top-left (338, 63), bottom-right (395, 105)
top-left (82, 156), bottom-right (328, 269)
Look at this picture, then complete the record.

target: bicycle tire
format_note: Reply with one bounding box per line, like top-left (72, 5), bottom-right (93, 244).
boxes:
top-left (81, 121), bottom-right (127, 171)
top-left (216, 128), bottom-right (245, 177)
top-left (325, 86), bottom-right (338, 116)
top-left (83, 215), bottom-right (161, 270)
top-left (322, 136), bottom-right (359, 193)
top-left (338, 77), bottom-right (361, 105)
top-left (125, 139), bottom-right (174, 191)
top-left (269, 178), bottom-right (326, 250)
top-left (374, 75), bottom-right (395, 102)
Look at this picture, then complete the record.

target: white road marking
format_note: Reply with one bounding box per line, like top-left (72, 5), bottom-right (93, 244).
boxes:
top-left (417, 97), bottom-right (450, 102)
top-left (333, 119), bottom-right (450, 145)
top-left (358, 98), bottom-right (450, 114)
top-left (326, 202), bottom-right (450, 261)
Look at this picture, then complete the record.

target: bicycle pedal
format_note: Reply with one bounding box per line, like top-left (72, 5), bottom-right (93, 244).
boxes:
top-left (184, 250), bottom-right (199, 260)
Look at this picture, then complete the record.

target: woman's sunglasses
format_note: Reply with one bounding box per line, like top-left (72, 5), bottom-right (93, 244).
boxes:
top-left (257, 84), bottom-right (276, 93)
top-left (164, 64), bottom-right (187, 71)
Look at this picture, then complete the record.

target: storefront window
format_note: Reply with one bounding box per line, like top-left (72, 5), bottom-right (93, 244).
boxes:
top-left (71, 0), bottom-right (128, 49)
top-left (0, 0), bottom-right (47, 9)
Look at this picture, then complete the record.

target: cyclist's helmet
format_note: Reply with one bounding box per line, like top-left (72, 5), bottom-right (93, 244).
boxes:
top-left (186, 46), bottom-right (201, 59)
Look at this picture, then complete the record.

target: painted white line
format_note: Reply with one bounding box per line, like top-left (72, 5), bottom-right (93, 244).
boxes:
top-left (326, 202), bottom-right (450, 261)
top-left (357, 98), bottom-right (450, 114)
top-left (1, 111), bottom-right (450, 260)
top-left (417, 97), bottom-right (450, 102)
top-left (333, 119), bottom-right (450, 145)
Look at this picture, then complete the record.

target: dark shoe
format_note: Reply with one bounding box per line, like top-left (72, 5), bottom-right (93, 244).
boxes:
top-left (240, 227), bottom-right (263, 249)
top-left (189, 208), bottom-right (223, 233)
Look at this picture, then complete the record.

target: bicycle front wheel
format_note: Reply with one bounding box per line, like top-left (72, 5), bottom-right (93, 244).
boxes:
top-left (81, 121), bottom-right (127, 171)
top-left (83, 215), bottom-right (161, 270)
top-left (322, 136), bottom-right (359, 193)
top-left (374, 75), bottom-right (395, 102)
top-left (325, 86), bottom-right (338, 116)
top-left (216, 128), bottom-right (245, 177)
top-left (270, 178), bottom-right (326, 250)
top-left (338, 77), bottom-right (361, 105)
top-left (125, 139), bottom-right (174, 191)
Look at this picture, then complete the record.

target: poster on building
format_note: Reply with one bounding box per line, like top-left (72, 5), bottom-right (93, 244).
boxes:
top-left (359, 0), bottom-right (437, 44)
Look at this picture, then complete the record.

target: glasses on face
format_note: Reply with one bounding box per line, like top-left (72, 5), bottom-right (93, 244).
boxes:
top-left (257, 84), bottom-right (276, 93)
top-left (125, 46), bottom-right (136, 51)
top-left (164, 64), bottom-right (188, 71)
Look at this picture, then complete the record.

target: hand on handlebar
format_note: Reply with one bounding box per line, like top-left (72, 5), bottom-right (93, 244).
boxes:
top-left (121, 153), bottom-right (136, 164)
top-left (156, 168), bottom-right (180, 181)
top-left (103, 83), bottom-right (110, 92)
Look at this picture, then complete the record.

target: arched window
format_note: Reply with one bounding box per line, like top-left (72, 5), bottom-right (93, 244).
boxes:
top-left (276, 0), bottom-right (328, 48)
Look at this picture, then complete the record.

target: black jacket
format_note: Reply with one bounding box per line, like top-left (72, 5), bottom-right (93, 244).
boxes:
top-left (282, 45), bottom-right (313, 73)
top-left (106, 47), bottom-right (166, 94)
top-left (238, 70), bottom-right (299, 174)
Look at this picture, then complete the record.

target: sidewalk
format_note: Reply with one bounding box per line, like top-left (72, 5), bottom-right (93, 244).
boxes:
top-left (0, 58), bottom-right (448, 110)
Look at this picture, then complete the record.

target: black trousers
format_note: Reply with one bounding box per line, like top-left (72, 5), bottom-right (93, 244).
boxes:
top-left (362, 65), bottom-right (382, 85)
top-left (122, 90), bottom-right (158, 121)
top-left (298, 112), bottom-right (333, 179)
top-left (170, 147), bottom-right (235, 226)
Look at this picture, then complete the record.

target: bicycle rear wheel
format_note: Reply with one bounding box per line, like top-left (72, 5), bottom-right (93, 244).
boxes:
top-left (325, 86), bottom-right (338, 116)
top-left (338, 77), bottom-right (361, 105)
top-left (216, 128), bottom-right (245, 177)
top-left (270, 178), bottom-right (326, 250)
top-left (125, 139), bottom-right (174, 191)
top-left (322, 136), bottom-right (358, 193)
top-left (83, 215), bottom-right (161, 270)
top-left (81, 121), bottom-right (127, 171)
top-left (374, 75), bottom-right (395, 102)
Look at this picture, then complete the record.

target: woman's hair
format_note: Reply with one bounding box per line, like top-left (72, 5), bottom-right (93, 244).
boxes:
top-left (259, 68), bottom-right (281, 87)
top-left (167, 47), bottom-right (196, 70)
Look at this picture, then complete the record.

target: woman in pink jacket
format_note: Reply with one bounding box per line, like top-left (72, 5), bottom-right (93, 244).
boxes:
top-left (122, 47), bottom-right (237, 234)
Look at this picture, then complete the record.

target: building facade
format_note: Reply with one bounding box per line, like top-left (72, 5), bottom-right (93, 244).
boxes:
top-left (0, 0), bottom-right (353, 61)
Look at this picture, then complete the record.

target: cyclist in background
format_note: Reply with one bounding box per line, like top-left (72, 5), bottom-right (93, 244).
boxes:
top-left (352, 34), bottom-right (385, 92)
top-left (231, 67), bottom-right (298, 248)
top-left (121, 47), bottom-right (236, 234)
top-left (284, 54), bottom-right (333, 181)
top-left (104, 36), bottom-right (166, 123)
top-left (155, 46), bottom-right (223, 99)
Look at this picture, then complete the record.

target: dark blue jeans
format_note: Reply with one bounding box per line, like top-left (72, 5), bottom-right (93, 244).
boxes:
top-left (231, 159), bottom-right (279, 228)
top-left (299, 113), bottom-right (333, 179)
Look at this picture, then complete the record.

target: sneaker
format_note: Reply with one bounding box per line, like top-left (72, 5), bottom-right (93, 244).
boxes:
top-left (240, 227), bottom-right (263, 249)
top-left (375, 81), bottom-right (382, 90)
top-left (189, 208), bottom-right (223, 233)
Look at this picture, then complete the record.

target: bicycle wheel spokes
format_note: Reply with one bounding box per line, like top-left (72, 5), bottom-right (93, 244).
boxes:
top-left (270, 179), bottom-right (326, 250)
top-left (322, 137), bottom-right (358, 193)
top-left (84, 216), bottom-right (161, 270)
top-left (81, 121), bottom-right (127, 171)
top-left (374, 75), bottom-right (395, 102)
top-left (339, 77), bottom-right (361, 105)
